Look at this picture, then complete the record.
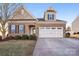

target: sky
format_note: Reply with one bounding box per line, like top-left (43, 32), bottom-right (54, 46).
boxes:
top-left (23, 3), bottom-right (79, 26)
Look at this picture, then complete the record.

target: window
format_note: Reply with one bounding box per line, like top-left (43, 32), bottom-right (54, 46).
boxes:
top-left (46, 27), bottom-right (50, 29)
top-left (39, 27), bottom-right (44, 29)
top-left (52, 14), bottom-right (54, 20)
top-left (19, 25), bottom-right (24, 33)
top-left (52, 27), bottom-right (56, 29)
top-left (48, 14), bottom-right (54, 20)
top-left (57, 28), bottom-right (62, 29)
top-left (11, 25), bottom-right (16, 33)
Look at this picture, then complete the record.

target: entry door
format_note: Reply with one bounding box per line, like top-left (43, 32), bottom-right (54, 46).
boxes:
top-left (39, 27), bottom-right (63, 38)
top-left (30, 27), bottom-right (36, 35)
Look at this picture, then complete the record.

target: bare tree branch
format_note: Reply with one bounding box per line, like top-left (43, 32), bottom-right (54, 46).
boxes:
top-left (0, 3), bottom-right (22, 39)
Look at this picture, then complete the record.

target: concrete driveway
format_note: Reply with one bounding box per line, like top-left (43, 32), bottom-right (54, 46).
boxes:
top-left (33, 38), bottom-right (79, 56)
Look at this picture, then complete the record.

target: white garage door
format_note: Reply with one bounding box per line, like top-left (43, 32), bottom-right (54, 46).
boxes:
top-left (39, 27), bottom-right (63, 38)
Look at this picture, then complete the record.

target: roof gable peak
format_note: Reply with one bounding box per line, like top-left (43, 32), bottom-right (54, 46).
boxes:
top-left (9, 5), bottom-right (37, 21)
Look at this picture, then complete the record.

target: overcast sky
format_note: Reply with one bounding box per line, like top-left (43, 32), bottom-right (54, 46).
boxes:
top-left (23, 3), bottom-right (79, 26)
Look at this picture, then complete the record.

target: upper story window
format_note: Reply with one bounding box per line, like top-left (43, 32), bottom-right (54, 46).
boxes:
top-left (11, 25), bottom-right (16, 33)
top-left (48, 14), bottom-right (54, 20)
top-left (19, 25), bottom-right (24, 33)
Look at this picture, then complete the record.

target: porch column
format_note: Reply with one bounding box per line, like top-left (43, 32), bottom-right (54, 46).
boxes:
top-left (8, 24), bottom-right (11, 34)
top-left (25, 25), bottom-right (29, 35)
top-left (35, 27), bottom-right (39, 37)
top-left (16, 25), bottom-right (19, 34)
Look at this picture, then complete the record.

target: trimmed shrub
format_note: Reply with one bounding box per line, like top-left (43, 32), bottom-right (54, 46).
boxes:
top-left (65, 33), bottom-right (70, 38)
top-left (5, 36), bottom-right (14, 40)
top-left (0, 36), bottom-right (2, 41)
top-left (29, 34), bottom-right (37, 40)
top-left (21, 34), bottom-right (29, 40)
top-left (77, 32), bottom-right (79, 34)
top-left (73, 32), bottom-right (76, 35)
top-left (14, 35), bottom-right (22, 40)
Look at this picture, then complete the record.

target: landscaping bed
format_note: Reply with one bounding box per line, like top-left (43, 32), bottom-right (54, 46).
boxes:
top-left (0, 34), bottom-right (37, 41)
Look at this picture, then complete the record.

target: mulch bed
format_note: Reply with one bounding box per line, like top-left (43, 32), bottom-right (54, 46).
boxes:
top-left (0, 39), bottom-right (14, 42)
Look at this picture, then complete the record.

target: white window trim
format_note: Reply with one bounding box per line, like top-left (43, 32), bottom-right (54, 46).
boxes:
top-left (19, 24), bottom-right (24, 33)
top-left (11, 24), bottom-right (16, 33)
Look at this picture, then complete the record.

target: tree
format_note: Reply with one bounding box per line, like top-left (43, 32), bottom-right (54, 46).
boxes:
top-left (66, 26), bottom-right (71, 31)
top-left (0, 3), bottom-right (22, 39)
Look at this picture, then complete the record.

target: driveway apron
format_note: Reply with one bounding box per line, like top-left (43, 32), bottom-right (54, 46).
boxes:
top-left (33, 38), bottom-right (79, 56)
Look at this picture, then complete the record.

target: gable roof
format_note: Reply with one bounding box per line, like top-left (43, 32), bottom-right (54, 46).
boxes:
top-left (8, 19), bottom-right (36, 21)
top-left (9, 6), bottom-right (38, 21)
top-left (37, 18), bottom-right (45, 21)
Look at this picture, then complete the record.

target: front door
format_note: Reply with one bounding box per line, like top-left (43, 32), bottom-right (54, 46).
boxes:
top-left (30, 27), bottom-right (36, 35)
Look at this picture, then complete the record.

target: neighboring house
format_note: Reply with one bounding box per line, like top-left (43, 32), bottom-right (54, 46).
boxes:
top-left (72, 16), bottom-right (79, 34)
top-left (8, 6), bottom-right (66, 38)
top-left (66, 26), bottom-right (71, 33)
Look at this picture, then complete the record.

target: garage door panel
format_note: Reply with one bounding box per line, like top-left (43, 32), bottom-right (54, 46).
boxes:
top-left (39, 27), bottom-right (63, 38)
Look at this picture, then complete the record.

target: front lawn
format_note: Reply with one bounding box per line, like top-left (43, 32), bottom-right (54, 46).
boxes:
top-left (0, 40), bottom-right (36, 56)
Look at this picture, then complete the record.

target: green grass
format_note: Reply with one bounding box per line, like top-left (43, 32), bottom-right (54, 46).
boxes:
top-left (0, 40), bottom-right (36, 56)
